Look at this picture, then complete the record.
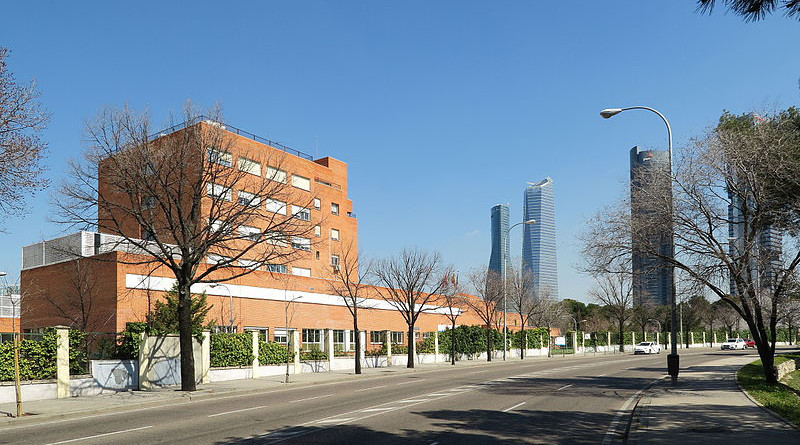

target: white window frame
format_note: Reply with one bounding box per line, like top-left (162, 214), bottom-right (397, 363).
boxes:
top-left (292, 205), bottom-right (311, 221)
top-left (331, 254), bottom-right (340, 268)
top-left (331, 202), bottom-right (339, 215)
top-left (237, 157), bottom-right (261, 176)
top-left (265, 199), bottom-right (287, 215)
top-left (313, 198), bottom-right (321, 210)
top-left (265, 231), bottom-right (288, 247)
top-left (266, 264), bottom-right (288, 274)
top-left (238, 225), bottom-right (261, 241)
top-left (266, 166), bottom-right (287, 183)
top-left (274, 328), bottom-right (294, 344)
top-left (314, 225), bottom-right (321, 237)
top-left (207, 183), bottom-right (232, 201)
top-left (238, 259), bottom-right (260, 269)
top-left (291, 266), bottom-right (311, 277)
top-left (208, 254), bottom-right (231, 265)
top-left (237, 190), bottom-right (260, 207)
top-left (331, 228), bottom-right (340, 241)
top-left (208, 147), bottom-right (232, 167)
top-left (291, 236), bottom-right (311, 251)
top-left (291, 175), bottom-right (311, 191)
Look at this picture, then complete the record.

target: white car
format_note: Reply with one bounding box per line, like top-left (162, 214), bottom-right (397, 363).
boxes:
top-left (633, 341), bottom-right (661, 355)
top-left (721, 338), bottom-right (746, 350)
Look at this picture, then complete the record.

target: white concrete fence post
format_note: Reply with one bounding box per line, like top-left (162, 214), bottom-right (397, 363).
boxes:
top-left (292, 330), bottom-right (301, 374)
top-left (702, 332), bottom-right (706, 347)
top-left (713, 331), bottom-right (717, 345)
top-left (201, 331), bottom-right (210, 383)
top-left (55, 326), bottom-right (70, 399)
top-left (384, 330), bottom-right (392, 367)
top-left (607, 332), bottom-right (611, 353)
top-left (434, 331), bottom-right (440, 363)
top-left (690, 332), bottom-right (694, 347)
top-left (251, 330), bottom-right (260, 379)
top-left (359, 331), bottom-right (366, 365)
top-left (326, 328), bottom-right (335, 372)
top-left (632, 332), bottom-right (636, 350)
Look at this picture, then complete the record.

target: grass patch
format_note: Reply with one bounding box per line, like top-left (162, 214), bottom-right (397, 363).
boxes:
top-left (737, 355), bottom-right (800, 428)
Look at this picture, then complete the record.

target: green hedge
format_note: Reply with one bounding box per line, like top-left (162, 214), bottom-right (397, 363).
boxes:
top-left (259, 340), bottom-right (293, 365)
top-left (0, 330), bottom-right (58, 382)
top-left (418, 326), bottom-right (505, 358)
top-left (210, 332), bottom-right (254, 368)
top-left (511, 328), bottom-right (549, 349)
top-left (300, 346), bottom-right (328, 361)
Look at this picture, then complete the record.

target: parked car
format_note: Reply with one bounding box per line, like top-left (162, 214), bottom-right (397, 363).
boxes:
top-left (743, 338), bottom-right (755, 348)
top-left (721, 338), bottom-right (746, 350)
top-left (634, 341), bottom-right (661, 355)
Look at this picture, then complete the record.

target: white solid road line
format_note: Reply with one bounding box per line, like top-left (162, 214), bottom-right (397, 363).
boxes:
top-left (289, 394), bottom-right (333, 403)
top-left (355, 385), bottom-right (386, 392)
top-left (502, 402), bottom-right (526, 412)
top-left (208, 405), bottom-right (268, 417)
top-left (397, 379), bottom-right (424, 385)
top-left (45, 426), bottom-right (153, 445)
top-left (556, 384), bottom-right (574, 391)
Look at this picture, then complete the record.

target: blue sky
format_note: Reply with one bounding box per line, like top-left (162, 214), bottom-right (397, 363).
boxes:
top-left (2, 2), bottom-right (799, 302)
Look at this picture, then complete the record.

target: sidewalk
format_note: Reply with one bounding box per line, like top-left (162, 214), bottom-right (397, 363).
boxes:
top-left (0, 364), bottom-right (427, 427)
top-left (629, 354), bottom-right (800, 444)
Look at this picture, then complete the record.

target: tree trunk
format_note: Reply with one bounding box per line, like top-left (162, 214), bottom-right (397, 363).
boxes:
top-left (177, 278), bottom-right (197, 391)
top-left (618, 323), bottom-right (625, 353)
top-left (13, 332), bottom-right (22, 417)
top-left (520, 327), bottom-right (525, 360)
top-left (486, 327), bottom-right (492, 362)
top-left (353, 313), bottom-right (361, 375)
top-left (451, 321), bottom-right (456, 366)
top-left (757, 343), bottom-right (778, 384)
top-left (407, 324), bottom-right (415, 368)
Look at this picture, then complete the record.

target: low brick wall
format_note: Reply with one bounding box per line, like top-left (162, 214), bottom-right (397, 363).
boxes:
top-left (776, 357), bottom-right (799, 381)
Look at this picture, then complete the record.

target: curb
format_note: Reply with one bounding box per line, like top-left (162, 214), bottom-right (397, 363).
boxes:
top-left (734, 363), bottom-right (800, 432)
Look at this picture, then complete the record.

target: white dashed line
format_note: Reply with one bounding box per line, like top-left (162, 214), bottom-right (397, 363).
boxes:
top-left (556, 384), bottom-right (574, 391)
top-left (289, 394), bottom-right (332, 403)
top-left (502, 402), bottom-right (526, 412)
top-left (208, 405), bottom-right (268, 417)
top-left (356, 385), bottom-right (386, 392)
top-left (45, 426), bottom-right (153, 445)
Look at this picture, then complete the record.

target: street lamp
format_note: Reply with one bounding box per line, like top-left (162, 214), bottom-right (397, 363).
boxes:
top-left (210, 283), bottom-right (234, 332)
top-left (600, 105), bottom-right (679, 385)
top-left (502, 219), bottom-right (536, 361)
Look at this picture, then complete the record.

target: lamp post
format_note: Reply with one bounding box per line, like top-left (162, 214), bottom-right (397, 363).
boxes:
top-left (503, 219), bottom-right (536, 361)
top-left (210, 283), bottom-right (234, 332)
top-left (600, 106), bottom-right (679, 385)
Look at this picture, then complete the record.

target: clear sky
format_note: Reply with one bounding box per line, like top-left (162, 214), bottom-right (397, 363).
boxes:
top-left (1, 2), bottom-right (799, 302)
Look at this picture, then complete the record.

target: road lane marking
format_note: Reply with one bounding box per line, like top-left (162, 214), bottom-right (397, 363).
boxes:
top-left (502, 402), bottom-right (526, 412)
top-left (601, 376), bottom-right (665, 445)
top-left (45, 426), bottom-right (153, 445)
top-left (469, 370), bottom-right (488, 374)
top-left (317, 417), bottom-right (355, 424)
top-left (556, 384), bottom-right (573, 391)
top-left (426, 393), bottom-right (449, 396)
top-left (289, 394), bottom-right (332, 403)
top-left (208, 405), bottom-right (268, 417)
top-left (356, 385), bottom-right (386, 392)
top-left (397, 399), bottom-right (430, 403)
top-left (397, 379), bottom-right (424, 385)
top-left (360, 407), bottom-right (395, 412)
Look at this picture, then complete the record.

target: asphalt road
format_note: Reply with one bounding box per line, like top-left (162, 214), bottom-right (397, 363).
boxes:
top-left (0, 349), bottom-right (754, 445)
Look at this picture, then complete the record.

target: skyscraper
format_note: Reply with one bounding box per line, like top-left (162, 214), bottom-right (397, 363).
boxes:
top-left (522, 178), bottom-right (558, 297)
top-left (630, 146), bottom-right (674, 306)
top-left (489, 204), bottom-right (510, 279)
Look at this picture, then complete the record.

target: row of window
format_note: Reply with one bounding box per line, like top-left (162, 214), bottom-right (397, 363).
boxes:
top-left (208, 147), bottom-right (320, 194)
top-left (206, 253), bottom-right (339, 274)
top-left (209, 217), bottom-right (340, 245)
top-left (242, 328), bottom-right (432, 349)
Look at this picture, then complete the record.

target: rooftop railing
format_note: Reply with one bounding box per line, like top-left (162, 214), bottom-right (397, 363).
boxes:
top-left (149, 115), bottom-right (314, 161)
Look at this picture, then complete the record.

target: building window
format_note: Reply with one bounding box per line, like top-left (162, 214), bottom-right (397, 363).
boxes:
top-left (238, 259), bottom-right (259, 269)
top-left (349, 330), bottom-right (356, 350)
top-left (331, 229), bottom-right (340, 241)
top-left (331, 254), bottom-right (340, 268)
top-left (315, 250), bottom-right (320, 260)
top-left (333, 330), bottom-right (346, 344)
top-left (302, 329), bottom-right (323, 350)
top-left (313, 198), bottom-right (321, 210)
top-left (292, 237), bottom-right (311, 251)
top-left (207, 183), bottom-right (232, 201)
top-left (265, 199), bottom-right (287, 215)
top-left (266, 166), bottom-right (287, 183)
top-left (370, 331), bottom-right (386, 345)
top-left (291, 175), bottom-right (311, 191)
top-left (292, 205), bottom-right (311, 221)
top-left (208, 147), bottom-right (232, 167)
top-left (274, 328), bottom-right (294, 344)
top-left (142, 196), bottom-right (156, 210)
top-left (292, 267), bottom-right (311, 277)
top-left (245, 327), bottom-right (269, 341)
top-left (238, 157), bottom-right (261, 176)
top-left (314, 225), bottom-right (321, 237)
top-left (237, 190), bottom-right (260, 207)
top-left (331, 203), bottom-right (339, 215)
top-left (207, 254), bottom-right (230, 265)
top-left (391, 331), bottom-right (404, 345)
top-left (238, 225), bottom-right (261, 241)
top-left (266, 264), bottom-right (288, 274)
top-left (209, 219), bottom-right (232, 236)
top-left (141, 227), bottom-right (156, 241)
top-left (264, 232), bottom-right (288, 247)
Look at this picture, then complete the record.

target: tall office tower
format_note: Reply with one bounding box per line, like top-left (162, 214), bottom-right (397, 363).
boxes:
top-left (489, 204), bottom-right (510, 279)
top-left (522, 178), bottom-right (558, 297)
top-left (630, 146), bottom-right (674, 306)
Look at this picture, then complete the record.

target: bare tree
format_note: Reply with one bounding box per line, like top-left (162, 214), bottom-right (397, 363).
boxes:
top-left (532, 288), bottom-right (564, 357)
top-left (463, 268), bottom-right (503, 361)
top-left (36, 259), bottom-right (115, 332)
top-left (373, 249), bottom-right (447, 369)
top-left (327, 241), bottom-right (372, 374)
top-left (438, 268), bottom-right (466, 365)
top-left (56, 104), bottom-right (312, 390)
top-left (0, 48), bottom-right (49, 222)
top-left (588, 108), bottom-right (800, 383)
top-left (697, 0), bottom-right (800, 21)
top-left (506, 264), bottom-right (539, 359)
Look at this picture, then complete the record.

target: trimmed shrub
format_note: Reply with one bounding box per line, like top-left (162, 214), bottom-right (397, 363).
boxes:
top-left (210, 332), bottom-right (254, 368)
top-left (0, 329), bottom-right (58, 382)
top-left (259, 340), bottom-right (293, 365)
top-left (300, 346), bottom-right (328, 361)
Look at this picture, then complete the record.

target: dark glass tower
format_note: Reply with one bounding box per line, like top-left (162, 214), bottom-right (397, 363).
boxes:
top-left (489, 204), bottom-right (510, 278)
top-left (630, 146), bottom-right (674, 306)
top-left (522, 178), bottom-right (558, 297)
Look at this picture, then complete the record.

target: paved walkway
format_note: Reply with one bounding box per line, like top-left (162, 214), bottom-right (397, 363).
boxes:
top-left (629, 354), bottom-right (800, 444)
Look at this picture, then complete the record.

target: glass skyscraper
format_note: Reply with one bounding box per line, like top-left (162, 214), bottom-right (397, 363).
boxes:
top-left (630, 146), bottom-right (673, 306)
top-left (522, 178), bottom-right (558, 297)
top-left (489, 204), bottom-right (510, 278)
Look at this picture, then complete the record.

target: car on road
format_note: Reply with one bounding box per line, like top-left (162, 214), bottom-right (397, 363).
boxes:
top-left (743, 338), bottom-right (755, 348)
top-left (633, 341), bottom-right (661, 355)
top-left (721, 338), bottom-right (746, 350)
